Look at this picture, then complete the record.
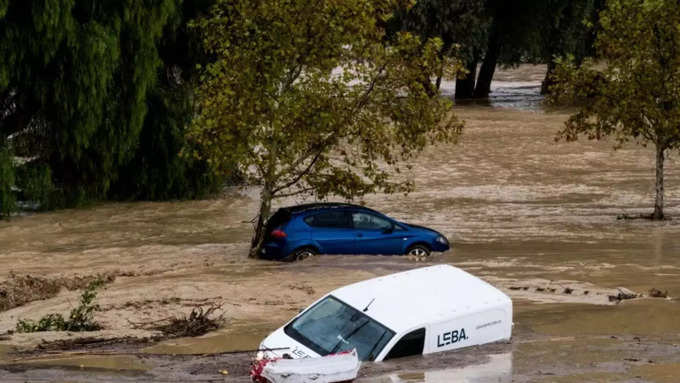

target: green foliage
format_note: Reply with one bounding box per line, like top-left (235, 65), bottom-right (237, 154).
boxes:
top-left (189, 0), bottom-right (464, 255)
top-left (534, 0), bottom-right (600, 63)
top-left (16, 313), bottom-right (65, 333)
top-left (0, 145), bottom-right (15, 218)
top-left (389, 0), bottom-right (488, 64)
top-left (0, 1), bottom-right (223, 206)
top-left (16, 279), bottom-right (103, 333)
top-left (110, 0), bottom-right (223, 200)
top-left (548, 0), bottom-right (680, 219)
top-left (15, 163), bottom-right (54, 210)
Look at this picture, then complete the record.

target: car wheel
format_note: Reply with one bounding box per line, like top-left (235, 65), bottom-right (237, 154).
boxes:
top-left (406, 244), bottom-right (431, 257)
top-left (284, 247), bottom-right (317, 262)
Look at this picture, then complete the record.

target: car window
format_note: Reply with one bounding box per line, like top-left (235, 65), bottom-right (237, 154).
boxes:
top-left (384, 328), bottom-right (426, 360)
top-left (352, 212), bottom-right (392, 230)
top-left (304, 211), bottom-right (352, 228)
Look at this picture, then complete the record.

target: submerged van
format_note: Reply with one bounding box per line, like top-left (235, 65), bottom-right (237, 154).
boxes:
top-left (259, 265), bottom-right (512, 362)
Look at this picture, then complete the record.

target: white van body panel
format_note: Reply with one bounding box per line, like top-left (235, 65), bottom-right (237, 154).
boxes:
top-left (425, 307), bottom-right (512, 354)
top-left (259, 265), bottom-right (513, 362)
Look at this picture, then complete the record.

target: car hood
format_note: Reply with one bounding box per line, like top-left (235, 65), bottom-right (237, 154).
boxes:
top-left (404, 222), bottom-right (440, 235)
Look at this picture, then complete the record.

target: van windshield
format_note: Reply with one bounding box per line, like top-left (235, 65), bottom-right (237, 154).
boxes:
top-left (284, 296), bottom-right (394, 361)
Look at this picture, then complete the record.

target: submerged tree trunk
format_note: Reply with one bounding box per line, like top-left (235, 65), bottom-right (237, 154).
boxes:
top-left (541, 61), bottom-right (557, 95)
top-left (249, 187), bottom-right (273, 258)
top-left (653, 144), bottom-right (665, 220)
top-left (455, 60), bottom-right (477, 100)
top-left (473, 25), bottom-right (501, 99)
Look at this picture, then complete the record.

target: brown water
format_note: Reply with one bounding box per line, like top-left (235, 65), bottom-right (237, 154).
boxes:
top-left (1, 64), bottom-right (680, 382)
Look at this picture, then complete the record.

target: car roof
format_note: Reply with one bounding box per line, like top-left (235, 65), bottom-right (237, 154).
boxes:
top-left (279, 203), bottom-right (381, 216)
top-left (330, 265), bottom-right (511, 334)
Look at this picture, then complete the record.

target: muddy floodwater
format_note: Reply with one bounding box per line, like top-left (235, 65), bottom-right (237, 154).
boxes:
top-left (1, 65), bottom-right (680, 382)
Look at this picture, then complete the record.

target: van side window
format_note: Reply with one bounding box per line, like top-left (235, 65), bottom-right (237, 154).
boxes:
top-left (304, 211), bottom-right (352, 228)
top-left (384, 328), bottom-right (425, 360)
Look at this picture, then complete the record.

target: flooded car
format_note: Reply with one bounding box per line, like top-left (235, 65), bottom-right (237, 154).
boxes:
top-left (260, 203), bottom-right (450, 261)
top-left (259, 265), bottom-right (513, 362)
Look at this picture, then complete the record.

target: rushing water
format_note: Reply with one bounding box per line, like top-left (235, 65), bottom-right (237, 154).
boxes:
top-left (1, 65), bottom-right (680, 382)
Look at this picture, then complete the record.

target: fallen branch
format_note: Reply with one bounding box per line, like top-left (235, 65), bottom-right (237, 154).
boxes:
top-left (131, 303), bottom-right (225, 338)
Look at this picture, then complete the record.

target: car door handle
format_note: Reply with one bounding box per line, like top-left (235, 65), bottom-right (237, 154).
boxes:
top-left (356, 234), bottom-right (363, 238)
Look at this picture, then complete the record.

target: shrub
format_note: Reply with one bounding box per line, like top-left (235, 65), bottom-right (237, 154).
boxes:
top-left (15, 279), bottom-right (104, 333)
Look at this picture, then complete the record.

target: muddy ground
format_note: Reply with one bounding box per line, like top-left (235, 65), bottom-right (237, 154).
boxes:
top-left (1, 65), bottom-right (680, 382)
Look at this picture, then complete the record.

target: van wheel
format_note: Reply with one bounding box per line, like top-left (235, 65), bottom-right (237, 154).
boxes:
top-left (284, 247), bottom-right (317, 262)
top-left (406, 244), bottom-right (431, 257)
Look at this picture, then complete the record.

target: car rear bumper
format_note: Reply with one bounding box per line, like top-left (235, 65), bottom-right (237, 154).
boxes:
top-left (261, 242), bottom-right (286, 260)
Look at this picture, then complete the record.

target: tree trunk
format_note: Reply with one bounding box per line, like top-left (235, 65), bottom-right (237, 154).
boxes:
top-left (435, 59), bottom-right (444, 91)
top-left (541, 61), bottom-right (557, 95)
top-left (249, 187), bottom-right (273, 258)
top-left (455, 60), bottom-right (477, 100)
top-left (653, 145), bottom-right (665, 220)
top-left (473, 24), bottom-right (501, 99)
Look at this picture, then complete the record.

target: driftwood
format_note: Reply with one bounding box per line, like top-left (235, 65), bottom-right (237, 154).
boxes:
top-left (131, 303), bottom-right (225, 338)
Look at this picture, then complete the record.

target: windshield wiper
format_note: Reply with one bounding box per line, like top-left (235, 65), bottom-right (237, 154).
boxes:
top-left (330, 319), bottom-right (369, 354)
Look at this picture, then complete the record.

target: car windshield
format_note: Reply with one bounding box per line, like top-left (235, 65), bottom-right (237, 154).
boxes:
top-left (284, 296), bottom-right (394, 361)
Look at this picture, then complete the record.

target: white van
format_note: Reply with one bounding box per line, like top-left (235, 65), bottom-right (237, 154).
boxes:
top-left (259, 265), bottom-right (512, 362)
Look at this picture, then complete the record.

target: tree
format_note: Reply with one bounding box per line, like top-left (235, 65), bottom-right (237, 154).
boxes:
top-left (188, 0), bottom-right (464, 258)
top-left (387, 0), bottom-right (488, 98)
top-left (0, 1), bottom-right (222, 206)
top-left (548, 0), bottom-right (680, 220)
top-left (472, 0), bottom-right (549, 98)
top-left (0, 145), bottom-right (14, 218)
top-left (110, 0), bottom-right (224, 200)
top-left (0, 0), bottom-right (178, 204)
top-left (535, 0), bottom-right (602, 94)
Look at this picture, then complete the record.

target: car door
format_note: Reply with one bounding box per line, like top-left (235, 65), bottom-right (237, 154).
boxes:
top-left (304, 210), bottom-right (354, 254)
top-left (351, 212), bottom-right (406, 254)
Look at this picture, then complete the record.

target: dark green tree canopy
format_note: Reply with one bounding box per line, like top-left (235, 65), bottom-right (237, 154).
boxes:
top-left (0, 0), bottom-right (221, 211)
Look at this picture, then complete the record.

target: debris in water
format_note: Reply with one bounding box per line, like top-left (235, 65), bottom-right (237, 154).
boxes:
top-left (648, 288), bottom-right (668, 298)
top-left (132, 303), bottom-right (224, 338)
top-left (608, 287), bottom-right (637, 303)
top-left (251, 349), bottom-right (360, 383)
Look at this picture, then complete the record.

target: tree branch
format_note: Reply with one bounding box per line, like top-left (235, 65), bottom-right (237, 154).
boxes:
top-left (273, 186), bottom-right (316, 199)
top-left (272, 149), bottom-right (323, 195)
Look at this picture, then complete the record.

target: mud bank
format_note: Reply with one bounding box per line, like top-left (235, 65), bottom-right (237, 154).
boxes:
top-left (1, 64), bottom-right (680, 381)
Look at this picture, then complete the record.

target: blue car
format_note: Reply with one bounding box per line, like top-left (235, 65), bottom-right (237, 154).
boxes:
top-left (260, 203), bottom-right (450, 261)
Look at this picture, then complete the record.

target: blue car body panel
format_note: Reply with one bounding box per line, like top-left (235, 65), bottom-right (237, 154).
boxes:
top-left (260, 204), bottom-right (450, 260)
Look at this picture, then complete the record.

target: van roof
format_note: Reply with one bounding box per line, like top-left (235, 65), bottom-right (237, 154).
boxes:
top-left (330, 265), bottom-right (511, 334)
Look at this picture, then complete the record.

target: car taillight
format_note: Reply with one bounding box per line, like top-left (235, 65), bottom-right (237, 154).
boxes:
top-left (270, 229), bottom-right (287, 239)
